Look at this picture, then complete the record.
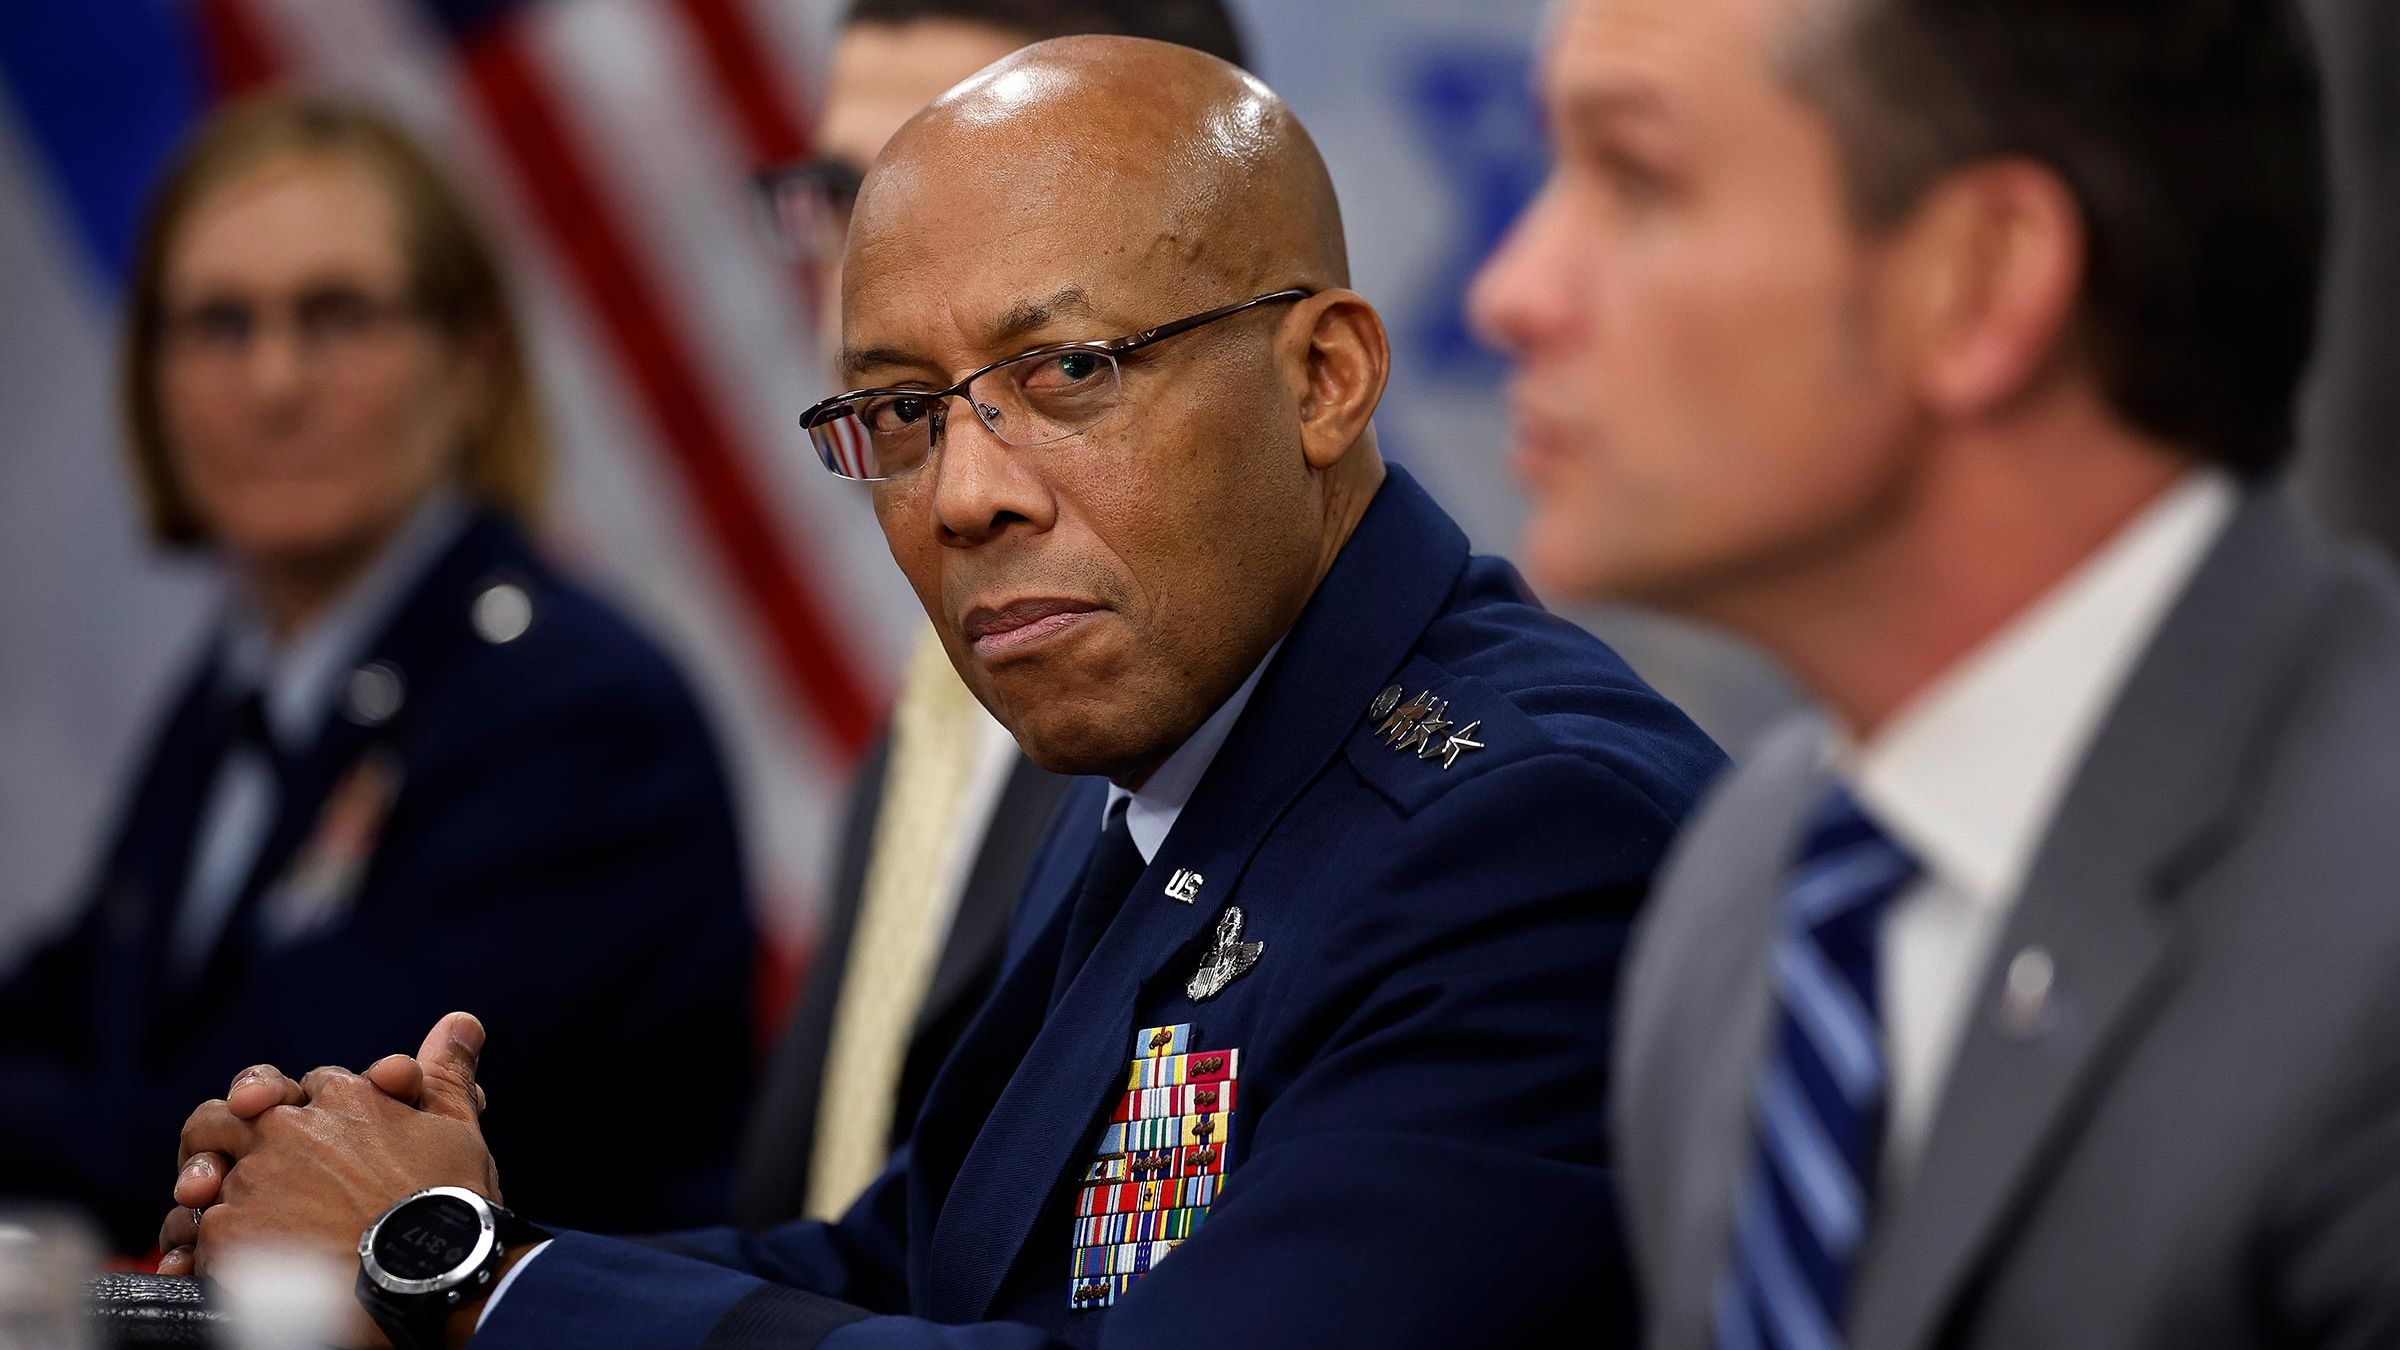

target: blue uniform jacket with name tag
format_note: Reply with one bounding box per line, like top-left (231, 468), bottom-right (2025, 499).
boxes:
top-left (475, 468), bottom-right (1728, 1349)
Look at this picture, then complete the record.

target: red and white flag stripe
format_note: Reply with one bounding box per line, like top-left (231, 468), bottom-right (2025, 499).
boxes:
top-left (219, 0), bottom-right (917, 957)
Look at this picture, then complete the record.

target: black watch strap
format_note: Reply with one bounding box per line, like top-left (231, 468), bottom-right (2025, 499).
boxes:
top-left (355, 1264), bottom-right (453, 1350)
top-left (492, 1203), bottom-right (549, 1253)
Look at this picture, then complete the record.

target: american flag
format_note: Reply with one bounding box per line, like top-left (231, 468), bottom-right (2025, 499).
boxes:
top-left (0, 0), bottom-right (915, 986)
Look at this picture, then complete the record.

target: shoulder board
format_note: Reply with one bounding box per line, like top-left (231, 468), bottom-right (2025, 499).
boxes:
top-left (1340, 658), bottom-right (1544, 818)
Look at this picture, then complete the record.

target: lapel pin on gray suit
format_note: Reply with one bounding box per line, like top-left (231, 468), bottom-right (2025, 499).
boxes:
top-left (1992, 947), bottom-right (2056, 1043)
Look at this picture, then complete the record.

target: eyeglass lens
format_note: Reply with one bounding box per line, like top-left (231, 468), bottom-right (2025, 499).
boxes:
top-left (809, 348), bottom-right (1123, 480)
top-left (756, 159), bottom-right (864, 263)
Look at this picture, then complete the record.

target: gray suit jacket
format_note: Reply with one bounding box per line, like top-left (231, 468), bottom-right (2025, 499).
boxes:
top-left (1618, 490), bottom-right (2400, 1350)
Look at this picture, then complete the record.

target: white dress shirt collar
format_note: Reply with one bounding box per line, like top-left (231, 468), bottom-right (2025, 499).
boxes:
top-left (1831, 470), bottom-right (2238, 905)
top-left (1104, 640), bottom-right (1284, 864)
top-left (218, 492), bottom-right (471, 751)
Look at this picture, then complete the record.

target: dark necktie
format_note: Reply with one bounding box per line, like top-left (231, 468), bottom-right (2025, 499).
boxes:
top-left (163, 687), bottom-right (293, 996)
top-left (229, 689), bottom-right (295, 794)
top-left (1049, 799), bottom-right (1145, 1009)
top-left (1714, 784), bottom-right (1918, 1349)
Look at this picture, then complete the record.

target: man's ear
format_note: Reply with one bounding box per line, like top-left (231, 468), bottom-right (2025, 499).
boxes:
top-left (1889, 158), bottom-right (2087, 423)
top-left (1286, 289), bottom-right (1390, 471)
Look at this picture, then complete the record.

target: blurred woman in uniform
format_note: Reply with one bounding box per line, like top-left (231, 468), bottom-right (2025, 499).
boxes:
top-left (0, 95), bottom-right (756, 1252)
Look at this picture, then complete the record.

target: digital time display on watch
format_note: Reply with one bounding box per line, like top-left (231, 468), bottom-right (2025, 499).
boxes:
top-left (370, 1192), bottom-right (482, 1281)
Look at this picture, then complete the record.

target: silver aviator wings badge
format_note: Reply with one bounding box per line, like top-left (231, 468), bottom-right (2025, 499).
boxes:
top-left (1187, 904), bottom-right (1265, 1001)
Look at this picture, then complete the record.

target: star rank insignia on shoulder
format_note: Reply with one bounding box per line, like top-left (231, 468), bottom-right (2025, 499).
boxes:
top-left (1367, 684), bottom-right (1485, 770)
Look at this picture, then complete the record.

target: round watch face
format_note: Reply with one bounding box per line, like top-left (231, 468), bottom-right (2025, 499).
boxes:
top-left (371, 1193), bottom-right (483, 1283)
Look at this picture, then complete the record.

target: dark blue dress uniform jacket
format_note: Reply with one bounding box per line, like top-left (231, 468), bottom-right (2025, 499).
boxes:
top-left (475, 470), bottom-right (1727, 1348)
top-left (0, 512), bottom-right (756, 1250)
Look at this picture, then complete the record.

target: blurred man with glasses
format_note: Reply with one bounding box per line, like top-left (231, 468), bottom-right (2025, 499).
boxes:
top-left (166, 36), bottom-right (1725, 1348)
top-left (758, 1), bottom-right (1249, 355)
top-left (735, 0), bottom-right (1250, 1233)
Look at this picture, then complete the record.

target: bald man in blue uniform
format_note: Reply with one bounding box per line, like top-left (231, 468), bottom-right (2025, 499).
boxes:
top-left (164, 37), bottom-right (1724, 1348)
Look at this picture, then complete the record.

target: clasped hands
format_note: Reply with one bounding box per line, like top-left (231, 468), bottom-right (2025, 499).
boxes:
top-left (158, 1011), bottom-right (502, 1292)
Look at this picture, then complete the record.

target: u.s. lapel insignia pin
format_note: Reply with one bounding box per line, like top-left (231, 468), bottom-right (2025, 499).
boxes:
top-left (1164, 868), bottom-right (1204, 904)
top-left (1187, 905), bottom-right (1264, 1002)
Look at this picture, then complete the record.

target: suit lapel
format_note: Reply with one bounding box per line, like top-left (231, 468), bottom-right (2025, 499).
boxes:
top-left (109, 656), bottom-right (241, 1061)
top-left (922, 468), bottom-right (1471, 1321)
top-left (921, 809), bottom-right (1190, 1322)
top-left (209, 717), bottom-right (381, 948)
top-left (165, 514), bottom-right (521, 1034)
top-left (1851, 491), bottom-right (2342, 1350)
top-left (1644, 726), bottom-right (1830, 1350)
top-left (164, 684), bottom-right (391, 1046)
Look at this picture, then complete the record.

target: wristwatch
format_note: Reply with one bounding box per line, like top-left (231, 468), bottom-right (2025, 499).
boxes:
top-left (355, 1186), bottom-right (547, 1350)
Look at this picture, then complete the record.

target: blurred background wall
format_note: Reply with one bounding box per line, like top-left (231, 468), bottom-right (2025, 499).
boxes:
top-left (2297, 0), bottom-right (2400, 544)
top-left (0, 0), bottom-right (2385, 975)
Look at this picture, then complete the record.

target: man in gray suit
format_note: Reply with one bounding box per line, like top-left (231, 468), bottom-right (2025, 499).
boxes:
top-left (1474, 0), bottom-right (2400, 1347)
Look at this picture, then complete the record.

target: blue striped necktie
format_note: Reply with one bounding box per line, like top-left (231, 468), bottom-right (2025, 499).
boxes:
top-left (1715, 784), bottom-right (1918, 1350)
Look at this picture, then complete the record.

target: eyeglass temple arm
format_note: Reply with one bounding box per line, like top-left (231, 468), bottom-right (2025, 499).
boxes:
top-left (801, 287), bottom-right (1316, 427)
top-left (1101, 287), bottom-right (1316, 356)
